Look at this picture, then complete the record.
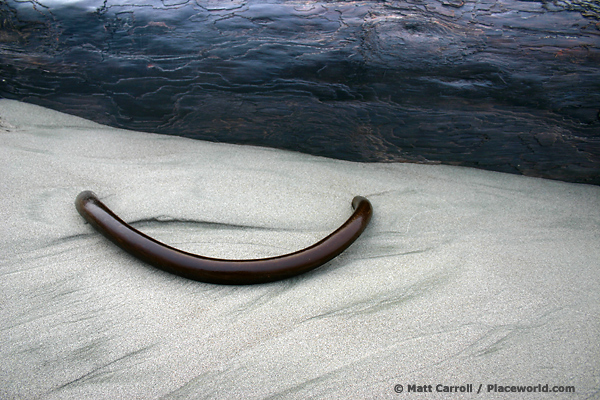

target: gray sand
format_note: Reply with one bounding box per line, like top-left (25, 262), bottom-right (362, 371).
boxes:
top-left (1, 99), bottom-right (599, 399)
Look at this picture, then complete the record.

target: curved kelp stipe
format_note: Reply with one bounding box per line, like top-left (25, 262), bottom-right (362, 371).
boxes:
top-left (75, 191), bottom-right (372, 284)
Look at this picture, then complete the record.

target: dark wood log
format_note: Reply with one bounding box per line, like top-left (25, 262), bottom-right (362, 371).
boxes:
top-left (1, 0), bottom-right (599, 184)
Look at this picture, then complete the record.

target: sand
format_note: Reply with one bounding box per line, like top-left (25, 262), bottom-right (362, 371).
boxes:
top-left (1, 99), bottom-right (599, 399)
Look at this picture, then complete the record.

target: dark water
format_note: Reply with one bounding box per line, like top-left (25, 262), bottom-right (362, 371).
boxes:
top-left (1, 0), bottom-right (599, 184)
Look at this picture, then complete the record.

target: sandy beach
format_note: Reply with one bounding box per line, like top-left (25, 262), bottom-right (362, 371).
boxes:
top-left (1, 99), bottom-right (598, 399)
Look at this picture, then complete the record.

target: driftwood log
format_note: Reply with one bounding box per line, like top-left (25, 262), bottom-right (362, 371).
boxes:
top-left (1, 0), bottom-right (599, 184)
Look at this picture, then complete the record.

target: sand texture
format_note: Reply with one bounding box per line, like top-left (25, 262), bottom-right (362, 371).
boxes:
top-left (1, 100), bottom-right (599, 399)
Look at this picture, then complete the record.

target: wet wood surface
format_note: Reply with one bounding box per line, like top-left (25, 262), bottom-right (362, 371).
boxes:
top-left (1, 0), bottom-right (599, 184)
